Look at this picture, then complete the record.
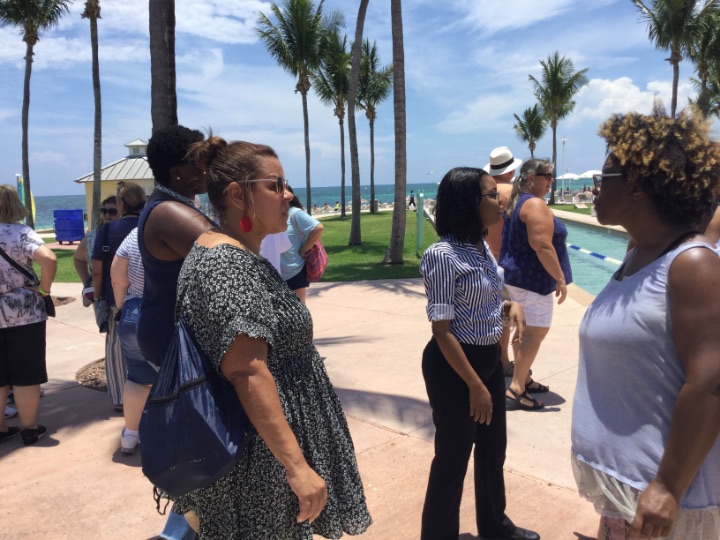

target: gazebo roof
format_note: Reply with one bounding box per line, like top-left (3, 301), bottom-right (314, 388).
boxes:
top-left (74, 139), bottom-right (154, 184)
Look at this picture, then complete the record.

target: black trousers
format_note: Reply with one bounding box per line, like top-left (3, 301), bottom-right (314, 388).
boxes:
top-left (420, 337), bottom-right (514, 540)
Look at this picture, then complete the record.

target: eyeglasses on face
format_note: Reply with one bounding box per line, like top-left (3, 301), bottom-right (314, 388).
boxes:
top-left (592, 173), bottom-right (623, 190)
top-left (223, 176), bottom-right (289, 195)
top-left (100, 207), bottom-right (118, 216)
top-left (536, 172), bottom-right (554, 180)
top-left (480, 191), bottom-right (501, 201)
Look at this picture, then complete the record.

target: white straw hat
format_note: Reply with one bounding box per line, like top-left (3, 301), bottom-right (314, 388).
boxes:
top-left (484, 146), bottom-right (523, 176)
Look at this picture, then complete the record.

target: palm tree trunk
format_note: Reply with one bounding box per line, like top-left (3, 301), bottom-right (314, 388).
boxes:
top-left (149, 0), bottom-right (177, 132)
top-left (348, 0), bottom-right (369, 245)
top-left (340, 116), bottom-right (346, 218)
top-left (90, 13), bottom-right (102, 230)
top-left (301, 89), bottom-right (312, 213)
top-left (369, 117), bottom-right (375, 213)
top-left (549, 123), bottom-right (557, 205)
top-left (22, 40), bottom-right (34, 228)
top-left (384, 0), bottom-right (407, 264)
top-left (671, 58), bottom-right (679, 118)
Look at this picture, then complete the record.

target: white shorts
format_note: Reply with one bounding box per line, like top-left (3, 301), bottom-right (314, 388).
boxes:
top-left (506, 284), bottom-right (554, 327)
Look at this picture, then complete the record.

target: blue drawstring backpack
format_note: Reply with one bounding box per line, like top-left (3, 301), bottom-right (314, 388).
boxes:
top-left (140, 317), bottom-right (248, 498)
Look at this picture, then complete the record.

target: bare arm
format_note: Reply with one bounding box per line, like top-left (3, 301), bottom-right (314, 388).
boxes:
top-left (144, 202), bottom-right (214, 260)
top-left (221, 334), bottom-right (327, 523)
top-left (431, 320), bottom-right (493, 425)
top-left (73, 237), bottom-right (90, 283)
top-left (92, 259), bottom-right (103, 301)
top-left (110, 255), bottom-right (130, 309)
top-left (522, 199), bottom-right (567, 304)
top-left (631, 246), bottom-right (720, 538)
top-left (299, 223), bottom-right (324, 258)
top-left (33, 245), bottom-right (57, 293)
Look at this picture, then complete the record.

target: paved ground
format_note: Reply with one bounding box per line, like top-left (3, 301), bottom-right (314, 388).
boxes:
top-left (1, 276), bottom-right (600, 540)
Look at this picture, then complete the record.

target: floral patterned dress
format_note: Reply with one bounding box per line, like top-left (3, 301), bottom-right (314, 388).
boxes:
top-left (173, 243), bottom-right (372, 539)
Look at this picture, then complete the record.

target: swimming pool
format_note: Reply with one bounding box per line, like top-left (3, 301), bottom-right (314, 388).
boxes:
top-left (560, 220), bottom-right (629, 296)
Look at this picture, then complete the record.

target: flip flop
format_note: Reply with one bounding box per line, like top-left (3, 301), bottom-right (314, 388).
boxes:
top-left (525, 377), bottom-right (549, 393)
top-left (506, 387), bottom-right (544, 411)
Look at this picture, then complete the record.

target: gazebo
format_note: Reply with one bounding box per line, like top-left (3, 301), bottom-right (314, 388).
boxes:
top-left (74, 139), bottom-right (154, 227)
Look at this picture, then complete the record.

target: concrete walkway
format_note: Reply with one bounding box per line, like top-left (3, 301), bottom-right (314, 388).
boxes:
top-left (1, 280), bottom-right (599, 539)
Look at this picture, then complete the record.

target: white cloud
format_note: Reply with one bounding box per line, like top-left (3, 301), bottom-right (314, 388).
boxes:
top-left (32, 150), bottom-right (67, 165)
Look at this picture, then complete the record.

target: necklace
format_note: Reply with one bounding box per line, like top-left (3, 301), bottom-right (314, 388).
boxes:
top-left (155, 184), bottom-right (196, 208)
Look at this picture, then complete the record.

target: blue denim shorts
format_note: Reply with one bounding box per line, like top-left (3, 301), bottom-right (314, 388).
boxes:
top-left (117, 297), bottom-right (158, 385)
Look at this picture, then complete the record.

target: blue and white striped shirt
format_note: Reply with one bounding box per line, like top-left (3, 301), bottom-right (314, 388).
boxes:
top-left (115, 228), bottom-right (144, 299)
top-left (420, 235), bottom-right (504, 345)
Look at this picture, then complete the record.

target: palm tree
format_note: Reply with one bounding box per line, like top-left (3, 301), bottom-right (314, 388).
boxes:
top-left (632, 0), bottom-right (719, 118)
top-left (257, 0), bottom-right (342, 214)
top-left (347, 0), bottom-right (368, 245)
top-left (687, 7), bottom-right (720, 118)
top-left (0, 0), bottom-right (71, 228)
top-left (357, 39), bottom-right (393, 214)
top-left (383, 0), bottom-right (406, 264)
top-left (149, 0), bottom-right (177, 132)
top-left (513, 104), bottom-right (547, 159)
top-left (312, 28), bottom-right (350, 218)
top-left (529, 51), bottom-right (588, 205)
top-left (82, 0), bottom-right (103, 229)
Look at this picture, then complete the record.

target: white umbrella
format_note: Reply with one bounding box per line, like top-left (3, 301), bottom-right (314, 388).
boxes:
top-left (578, 169), bottom-right (602, 179)
top-left (557, 172), bottom-right (580, 180)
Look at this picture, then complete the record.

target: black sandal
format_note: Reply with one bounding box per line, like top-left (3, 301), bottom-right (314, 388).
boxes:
top-left (525, 377), bottom-right (549, 393)
top-left (506, 387), bottom-right (544, 410)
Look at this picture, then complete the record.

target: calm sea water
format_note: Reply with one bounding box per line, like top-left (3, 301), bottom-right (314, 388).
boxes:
top-left (31, 182), bottom-right (440, 230)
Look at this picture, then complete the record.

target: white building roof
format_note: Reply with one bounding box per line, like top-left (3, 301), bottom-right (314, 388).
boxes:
top-left (74, 139), bottom-right (154, 184)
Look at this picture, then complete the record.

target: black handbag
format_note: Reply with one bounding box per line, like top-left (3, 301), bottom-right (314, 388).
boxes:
top-left (0, 245), bottom-right (55, 317)
top-left (140, 317), bottom-right (248, 498)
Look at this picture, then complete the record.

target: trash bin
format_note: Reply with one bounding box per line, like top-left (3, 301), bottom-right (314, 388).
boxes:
top-left (371, 200), bottom-right (379, 212)
top-left (54, 209), bottom-right (85, 244)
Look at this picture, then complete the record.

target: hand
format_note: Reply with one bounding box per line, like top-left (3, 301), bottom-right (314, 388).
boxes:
top-left (507, 302), bottom-right (526, 343)
top-left (286, 464), bottom-right (328, 523)
top-left (630, 479), bottom-right (678, 538)
top-left (555, 280), bottom-right (567, 305)
top-left (468, 381), bottom-right (493, 425)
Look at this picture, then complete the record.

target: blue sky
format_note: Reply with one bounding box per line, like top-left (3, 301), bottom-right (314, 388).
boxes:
top-left (1, 0), bottom-right (717, 196)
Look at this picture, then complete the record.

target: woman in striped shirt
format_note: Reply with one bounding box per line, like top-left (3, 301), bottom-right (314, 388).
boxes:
top-left (420, 167), bottom-right (538, 540)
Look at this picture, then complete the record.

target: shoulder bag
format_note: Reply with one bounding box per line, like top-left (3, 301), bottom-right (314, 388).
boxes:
top-left (94, 224), bottom-right (111, 332)
top-left (140, 317), bottom-right (248, 498)
top-left (291, 209), bottom-right (328, 282)
top-left (0, 245), bottom-right (55, 317)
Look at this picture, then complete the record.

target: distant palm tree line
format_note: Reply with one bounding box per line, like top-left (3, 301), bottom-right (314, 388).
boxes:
top-left (512, 0), bottom-right (720, 205)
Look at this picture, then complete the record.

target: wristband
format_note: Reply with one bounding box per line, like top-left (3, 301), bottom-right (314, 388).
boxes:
top-left (38, 286), bottom-right (50, 297)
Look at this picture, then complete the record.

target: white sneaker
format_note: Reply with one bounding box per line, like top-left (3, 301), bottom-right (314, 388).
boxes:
top-left (4, 405), bottom-right (18, 419)
top-left (120, 428), bottom-right (140, 454)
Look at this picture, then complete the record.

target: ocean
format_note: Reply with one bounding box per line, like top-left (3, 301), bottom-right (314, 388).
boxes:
top-left (31, 182), bottom-right (441, 230)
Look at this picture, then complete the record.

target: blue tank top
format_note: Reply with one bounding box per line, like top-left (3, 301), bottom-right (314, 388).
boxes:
top-left (499, 192), bottom-right (572, 295)
top-left (136, 193), bottom-right (215, 366)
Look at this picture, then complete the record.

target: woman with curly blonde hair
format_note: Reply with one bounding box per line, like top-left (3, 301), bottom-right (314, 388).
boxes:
top-left (571, 111), bottom-right (720, 539)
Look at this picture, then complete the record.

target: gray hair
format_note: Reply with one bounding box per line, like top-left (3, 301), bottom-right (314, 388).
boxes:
top-left (505, 158), bottom-right (553, 217)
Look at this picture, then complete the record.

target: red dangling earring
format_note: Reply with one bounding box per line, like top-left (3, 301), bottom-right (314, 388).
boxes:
top-left (239, 215), bottom-right (253, 233)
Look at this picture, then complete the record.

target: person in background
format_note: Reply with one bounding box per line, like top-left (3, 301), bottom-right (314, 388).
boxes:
top-left (334, 201), bottom-right (340, 212)
top-left (420, 167), bottom-right (536, 540)
top-left (483, 146), bottom-right (523, 378)
top-left (111, 227), bottom-right (153, 454)
top-left (260, 232), bottom-right (291, 274)
top-left (92, 182), bottom-right (146, 413)
top-left (169, 135), bottom-right (371, 538)
top-left (572, 111), bottom-right (720, 540)
top-left (280, 186), bottom-right (324, 304)
top-left (408, 189), bottom-right (416, 210)
top-left (499, 159), bottom-right (572, 411)
top-left (73, 195), bottom-right (119, 306)
top-left (139, 124), bottom-right (215, 540)
top-left (0, 185), bottom-right (57, 446)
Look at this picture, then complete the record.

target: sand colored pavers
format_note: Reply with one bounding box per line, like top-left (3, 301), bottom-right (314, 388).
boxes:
top-left (0, 279), bottom-right (598, 539)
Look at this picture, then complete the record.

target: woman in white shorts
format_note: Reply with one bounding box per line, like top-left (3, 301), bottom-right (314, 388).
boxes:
top-left (499, 158), bottom-right (572, 410)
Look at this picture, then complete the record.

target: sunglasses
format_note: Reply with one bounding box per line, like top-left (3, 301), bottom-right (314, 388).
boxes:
top-left (223, 176), bottom-right (289, 195)
top-left (592, 173), bottom-right (623, 190)
top-left (100, 208), bottom-right (118, 216)
top-left (480, 191), bottom-right (501, 201)
top-left (536, 172), bottom-right (554, 180)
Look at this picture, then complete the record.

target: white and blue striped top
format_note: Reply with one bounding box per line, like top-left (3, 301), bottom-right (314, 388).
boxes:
top-left (420, 235), bottom-right (504, 345)
top-left (115, 228), bottom-right (144, 299)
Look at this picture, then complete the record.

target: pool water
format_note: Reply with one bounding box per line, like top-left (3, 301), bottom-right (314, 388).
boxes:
top-left (560, 220), bottom-right (629, 296)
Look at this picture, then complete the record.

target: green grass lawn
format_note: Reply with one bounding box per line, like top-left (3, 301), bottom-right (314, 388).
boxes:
top-left (548, 203), bottom-right (593, 216)
top-left (44, 211), bottom-right (440, 284)
top-left (321, 211), bottom-right (439, 281)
